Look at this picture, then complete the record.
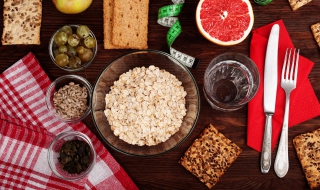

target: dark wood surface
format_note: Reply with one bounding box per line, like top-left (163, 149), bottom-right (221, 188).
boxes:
top-left (1, 0), bottom-right (320, 189)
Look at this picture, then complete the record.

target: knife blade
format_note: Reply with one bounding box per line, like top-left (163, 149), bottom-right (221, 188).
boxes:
top-left (260, 24), bottom-right (279, 174)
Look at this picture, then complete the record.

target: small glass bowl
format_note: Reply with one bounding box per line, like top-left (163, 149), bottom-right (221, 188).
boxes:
top-left (47, 131), bottom-right (96, 181)
top-left (45, 75), bottom-right (92, 123)
top-left (48, 24), bottom-right (98, 72)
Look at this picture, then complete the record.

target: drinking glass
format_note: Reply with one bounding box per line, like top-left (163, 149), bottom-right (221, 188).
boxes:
top-left (204, 52), bottom-right (260, 111)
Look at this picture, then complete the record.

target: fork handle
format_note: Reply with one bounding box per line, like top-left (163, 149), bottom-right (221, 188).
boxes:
top-left (274, 93), bottom-right (290, 178)
top-left (261, 114), bottom-right (273, 173)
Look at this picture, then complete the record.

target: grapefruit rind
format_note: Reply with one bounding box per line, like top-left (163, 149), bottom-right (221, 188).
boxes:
top-left (196, 0), bottom-right (254, 46)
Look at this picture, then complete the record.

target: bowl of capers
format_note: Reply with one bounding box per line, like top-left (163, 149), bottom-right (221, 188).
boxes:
top-left (49, 24), bottom-right (98, 72)
top-left (47, 131), bottom-right (96, 181)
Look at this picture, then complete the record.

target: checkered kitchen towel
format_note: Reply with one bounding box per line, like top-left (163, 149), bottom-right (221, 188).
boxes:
top-left (0, 52), bottom-right (138, 190)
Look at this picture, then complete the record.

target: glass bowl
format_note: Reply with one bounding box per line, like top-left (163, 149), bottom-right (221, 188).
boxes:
top-left (45, 75), bottom-right (92, 123)
top-left (91, 50), bottom-right (200, 157)
top-left (47, 131), bottom-right (96, 181)
top-left (48, 24), bottom-right (98, 72)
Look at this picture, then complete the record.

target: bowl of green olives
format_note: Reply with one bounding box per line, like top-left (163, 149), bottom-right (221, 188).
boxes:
top-left (49, 25), bottom-right (97, 72)
top-left (47, 131), bottom-right (96, 181)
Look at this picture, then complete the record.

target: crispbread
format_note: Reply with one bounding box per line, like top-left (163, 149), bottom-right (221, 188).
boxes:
top-left (112, 0), bottom-right (149, 49)
top-left (2, 0), bottom-right (42, 45)
top-left (288, 0), bottom-right (312, 11)
top-left (293, 128), bottom-right (320, 189)
top-left (311, 23), bottom-right (320, 48)
top-left (179, 124), bottom-right (242, 189)
top-left (103, 0), bottom-right (122, 49)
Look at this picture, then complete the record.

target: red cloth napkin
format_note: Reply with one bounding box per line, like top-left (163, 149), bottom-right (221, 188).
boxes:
top-left (0, 52), bottom-right (138, 189)
top-left (247, 20), bottom-right (320, 152)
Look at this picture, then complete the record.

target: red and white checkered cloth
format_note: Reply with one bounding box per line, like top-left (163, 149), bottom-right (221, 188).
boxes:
top-left (0, 52), bottom-right (138, 190)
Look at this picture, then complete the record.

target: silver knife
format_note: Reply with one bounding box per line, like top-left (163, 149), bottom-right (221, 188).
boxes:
top-left (260, 24), bottom-right (279, 174)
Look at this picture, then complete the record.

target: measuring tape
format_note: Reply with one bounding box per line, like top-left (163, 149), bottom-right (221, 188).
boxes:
top-left (157, 0), bottom-right (200, 69)
top-left (254, 0), bottom-right (272, 5)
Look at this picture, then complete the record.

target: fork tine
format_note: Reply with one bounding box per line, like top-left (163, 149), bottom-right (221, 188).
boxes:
top-left (289, 49), bottom-right (296, 80)
top-left (282, 48), bottom-right (289, 80)
top-left (293, 49), bottom-right (300, 85)
top-left (285, 49), bottom-right (292, 80)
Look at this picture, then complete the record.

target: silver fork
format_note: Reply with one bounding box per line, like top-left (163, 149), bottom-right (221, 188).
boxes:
top-left (274, 48), bottom-right (300, 178)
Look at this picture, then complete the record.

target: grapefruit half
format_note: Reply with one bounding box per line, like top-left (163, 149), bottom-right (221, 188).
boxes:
top-left (196, 0), bottom-right (254, 46)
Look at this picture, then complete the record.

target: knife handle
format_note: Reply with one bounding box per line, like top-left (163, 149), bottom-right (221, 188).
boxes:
top-left (260, 114), bottom-right (272, 173)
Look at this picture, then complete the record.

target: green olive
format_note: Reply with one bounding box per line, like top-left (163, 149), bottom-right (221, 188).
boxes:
top-left (54, 31), bottom-right (68, 46)
top-left (76, 25), bottom-right (90, 39)
top-left (55, 54), bottom-right (69, 67)
top-left (78, 49), bottom-right (93, 62)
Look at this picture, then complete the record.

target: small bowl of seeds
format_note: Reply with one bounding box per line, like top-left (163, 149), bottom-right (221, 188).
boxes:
top-left (45, 74), bottom-right (92, 123)
top-left (47, 131), bottom-right (96, 181)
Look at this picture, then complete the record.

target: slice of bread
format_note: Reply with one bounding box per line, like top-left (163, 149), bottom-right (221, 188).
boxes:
top-left (179, 124), bottom-right (242, 189)
top-left (111, 0), bottom-right (149, 49)
top-left (311, 22), bottom-right (320, 48)
top-left (103, 0), bottom-right (122, 49)
top-left (288, 0), bottom-right (312, 11)
top-left (293, 128), bottom-right (320, 189)
top-left (2, 0), bottom-right (42, 45)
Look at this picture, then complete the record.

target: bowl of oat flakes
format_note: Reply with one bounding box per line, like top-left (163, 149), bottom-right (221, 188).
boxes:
top-left (46, 75), bottom-right (92, 123)
top-left (91, 50), bottom-right (200, 156)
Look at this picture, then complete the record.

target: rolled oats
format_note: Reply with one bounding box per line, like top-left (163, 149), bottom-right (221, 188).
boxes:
top-left (104, 66), bottom-right (187, 146)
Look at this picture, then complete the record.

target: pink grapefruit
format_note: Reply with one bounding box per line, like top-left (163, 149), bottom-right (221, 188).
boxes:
top-left (196, 0), bottom-right (254, 46)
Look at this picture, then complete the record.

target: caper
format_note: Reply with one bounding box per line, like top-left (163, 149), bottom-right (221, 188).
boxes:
top-left (58, 140), bottom-right (92, 174)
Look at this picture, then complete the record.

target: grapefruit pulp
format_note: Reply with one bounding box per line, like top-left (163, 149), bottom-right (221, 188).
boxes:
top-left (196, 0), bottom-right (254, 46)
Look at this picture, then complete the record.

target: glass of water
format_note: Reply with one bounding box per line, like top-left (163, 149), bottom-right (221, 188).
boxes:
top-left (204, 52), bottom-right (260, 111)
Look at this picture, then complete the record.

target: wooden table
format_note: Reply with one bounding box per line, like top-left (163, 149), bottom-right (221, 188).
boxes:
top-left (1, 0), bottom-right (320, 189)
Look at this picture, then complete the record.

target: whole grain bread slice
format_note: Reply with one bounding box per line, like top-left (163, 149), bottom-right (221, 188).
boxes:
top-left (293, 128), bottom-right (320, 189)
top-left (288, 0), bottom-right (312, 11)
top-left (112, 0), bottom-right (149, 49)
top-left (2, 0), bottom-right (42, 45)
top-left (179, 124), bottom-right (242, 189)
top-left (311, 22), bottom-right (320, 48)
